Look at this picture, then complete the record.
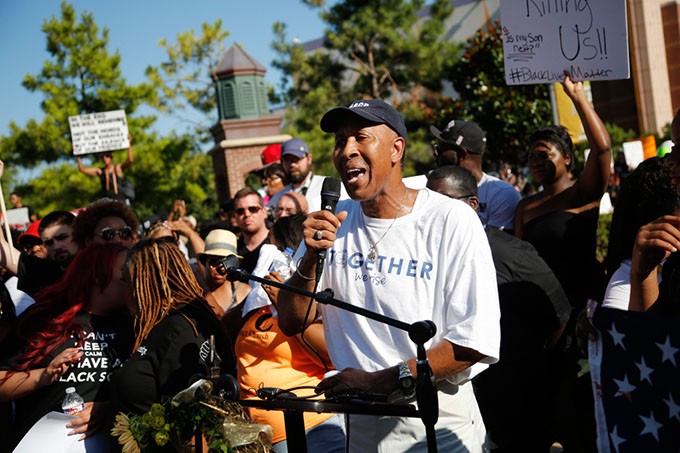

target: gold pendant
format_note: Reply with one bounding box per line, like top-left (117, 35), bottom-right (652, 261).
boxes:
top-left (368, 249), bottom-right (376, 260)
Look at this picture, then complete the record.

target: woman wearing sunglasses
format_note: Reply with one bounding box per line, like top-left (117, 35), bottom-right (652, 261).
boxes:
top-left (0, 244), bottom-right (133, 448)
top-left (262, 164), bottom-right (288, 206)
top-left (72, 198), bottom-right (140, 249)
top-left (198, 230), bottom-right (251, 329)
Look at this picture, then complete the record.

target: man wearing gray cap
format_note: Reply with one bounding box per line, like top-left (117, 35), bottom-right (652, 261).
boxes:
top-left (277, 99), bottom-right (500, 452)
top-left (267, 137), bottom-right (347, 213)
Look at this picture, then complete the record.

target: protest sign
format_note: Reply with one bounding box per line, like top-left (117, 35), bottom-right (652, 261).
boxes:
top-left (622, 140), bottom-right (644, 171)
top-left (69, 110), bottom-right (129, 156)
top-left (1, 207), bottom-right (30, 230)
top-left (501, 0), bottom-right (629, 85)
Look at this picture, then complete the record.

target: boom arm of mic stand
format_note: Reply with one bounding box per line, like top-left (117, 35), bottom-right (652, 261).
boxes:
top-left (225, 266), bottom-right (440, 452)
top-left (226, 266), bottom-right (413, 332)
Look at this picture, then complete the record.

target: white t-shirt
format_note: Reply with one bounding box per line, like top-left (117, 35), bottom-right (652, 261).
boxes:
top-left (294, 188), bottom-right (500, 450)
top-left (602, 260), bottom-right (632, 310)
top-left (296, 188), bottom-right (500, 377)
top-left (602, 259), bottom-right (663, 311)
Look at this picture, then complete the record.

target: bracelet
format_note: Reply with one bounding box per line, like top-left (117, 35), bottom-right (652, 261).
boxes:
top-left (295, 268), bottom-right (316, 281)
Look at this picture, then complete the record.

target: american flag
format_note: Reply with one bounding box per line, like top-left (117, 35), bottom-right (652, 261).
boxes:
top-left (589, 306), bottom-right (680, 452)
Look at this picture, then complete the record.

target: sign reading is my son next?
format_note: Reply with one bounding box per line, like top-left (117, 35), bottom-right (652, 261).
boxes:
top-left (501, 0), bottom-right (629, 86)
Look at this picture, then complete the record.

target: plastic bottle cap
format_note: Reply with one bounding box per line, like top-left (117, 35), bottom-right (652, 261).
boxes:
top-left (65, 387), bottom-right (76, 394)
top-left (284, 247), bottom-right (294, 254)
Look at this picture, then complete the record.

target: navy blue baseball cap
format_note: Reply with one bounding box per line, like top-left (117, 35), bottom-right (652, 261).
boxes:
top-left (281, 138), bottom-right (310, 158)
top-left (320, 99), bottom-right (407, 138)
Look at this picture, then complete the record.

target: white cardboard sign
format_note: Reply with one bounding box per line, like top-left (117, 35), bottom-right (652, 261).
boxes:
top-left (501, 0), bottom-right (629, 85)
top-left (69, 110), bottom-right (129, 155)
top-left (1, 207), bottom-right (30, 229)
top-left (622, 140), bottom-right (644, 171)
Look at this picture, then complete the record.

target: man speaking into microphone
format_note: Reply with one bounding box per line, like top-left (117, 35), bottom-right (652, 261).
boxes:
top-left (277, 99), bottom-right (500, 452)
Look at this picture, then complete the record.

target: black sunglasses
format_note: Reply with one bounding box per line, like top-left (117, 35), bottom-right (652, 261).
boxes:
top-left (204, 257), bottom-right (225, 268)
top-left (234, 206), bottom-right (262, 215)
top-left (99, 226), bottom-right (133, 241)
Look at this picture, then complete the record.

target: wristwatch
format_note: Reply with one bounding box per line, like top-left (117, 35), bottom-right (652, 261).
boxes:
top-left (398, 361), bottom-right (415, 398)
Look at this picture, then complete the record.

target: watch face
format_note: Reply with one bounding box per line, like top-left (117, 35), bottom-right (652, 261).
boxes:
top-left (400, 376), bottom-right (415, 390)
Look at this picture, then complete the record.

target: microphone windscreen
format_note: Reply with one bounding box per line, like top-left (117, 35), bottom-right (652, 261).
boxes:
top-left (320, 177), bottom-right (342, 213)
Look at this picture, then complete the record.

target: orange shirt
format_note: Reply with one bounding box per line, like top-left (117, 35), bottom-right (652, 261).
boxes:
top-left (236, 306), bottom-right (332, 443)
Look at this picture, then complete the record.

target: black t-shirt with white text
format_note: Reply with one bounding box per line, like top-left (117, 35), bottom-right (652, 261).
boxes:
top-left (109, 300), bottom-right (234, 415)
top-left (0, 310), bottom-right (133, 442)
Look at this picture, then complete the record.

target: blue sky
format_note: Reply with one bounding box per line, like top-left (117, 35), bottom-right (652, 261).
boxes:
top-left (0, 1), bottom-right (328, 139)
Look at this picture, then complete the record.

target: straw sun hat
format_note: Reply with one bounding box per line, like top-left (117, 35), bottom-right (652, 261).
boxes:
top-left (197, 229), bottom-right (242, 260)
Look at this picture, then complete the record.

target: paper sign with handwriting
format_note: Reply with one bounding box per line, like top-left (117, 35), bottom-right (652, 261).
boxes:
top-left (69, 110), bottom-right (129, 155)
top-left (501, 0), bottom-right (629, 85)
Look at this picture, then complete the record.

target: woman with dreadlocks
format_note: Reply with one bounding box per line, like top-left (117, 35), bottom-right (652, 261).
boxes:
top-left (0, 244), bottom-right (133, 447)
top-left (109, 238), bottom-right (234, 415)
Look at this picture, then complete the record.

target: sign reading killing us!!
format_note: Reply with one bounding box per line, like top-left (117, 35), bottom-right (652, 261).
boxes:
top-left (501, 0), bottom-right (629, 86)
top-left (69, 110), bottom-right (130, 156)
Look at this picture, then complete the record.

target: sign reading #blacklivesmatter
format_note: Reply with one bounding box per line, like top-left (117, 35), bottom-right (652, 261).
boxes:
top-left (69, 110), bottom-right (130, 156)
top-left (501, 0), bottom-right (630, 86)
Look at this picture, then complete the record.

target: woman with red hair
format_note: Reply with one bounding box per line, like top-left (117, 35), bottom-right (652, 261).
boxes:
top-left (0, 244), bottom-right (134, 448)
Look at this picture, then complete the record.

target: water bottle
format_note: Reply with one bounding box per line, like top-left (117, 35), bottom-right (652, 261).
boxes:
top-left (268, 247), bottom-right (294, 279)
top-left (62, 387), bottom-right (85, 415)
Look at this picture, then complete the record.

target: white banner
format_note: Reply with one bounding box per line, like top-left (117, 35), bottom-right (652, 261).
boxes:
top-left (501, 0), bottom-right (629, 85)
top-left (69, 110), bottom-right (129, 155)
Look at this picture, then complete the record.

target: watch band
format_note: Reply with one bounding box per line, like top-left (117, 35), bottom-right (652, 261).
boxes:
top-left (398, 361), bottom-right (415, 397)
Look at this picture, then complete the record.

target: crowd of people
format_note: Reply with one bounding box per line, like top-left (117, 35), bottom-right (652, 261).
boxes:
top-left (0, 70), bottom-right (677, 452)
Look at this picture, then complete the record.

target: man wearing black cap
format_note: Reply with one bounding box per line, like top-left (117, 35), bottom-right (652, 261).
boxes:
top-left (406, 119), bottom-right (521, 232)
top-left (267, 137), bottom-right (347, 212)
top-left (277, 99), bottom-right (500, 451)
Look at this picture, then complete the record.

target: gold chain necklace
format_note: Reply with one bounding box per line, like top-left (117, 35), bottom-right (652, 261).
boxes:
top-left (367, 190), bottom-right (411, 261)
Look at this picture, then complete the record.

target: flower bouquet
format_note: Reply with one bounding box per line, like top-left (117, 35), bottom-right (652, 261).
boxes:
top-left (111, 379), bottom-right (273, 452)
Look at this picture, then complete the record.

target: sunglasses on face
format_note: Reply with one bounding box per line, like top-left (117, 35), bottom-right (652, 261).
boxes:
top-left (275, 206), bottom-right (297, 215)
top-left (234, 205), bottom-right (262, 216)
top-left (201, 257), bottom-right (223, 267)
top-left (99, 226), bottom-right (133, 241)
top-left (202, 257), bottom-right (233, 276)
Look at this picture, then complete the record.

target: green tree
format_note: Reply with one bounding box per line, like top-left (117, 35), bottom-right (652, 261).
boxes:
top-left (2, 2), bottom-right (217, 221)
top-left (145, 20), bottom-right (230, 144)
top-left (437, 20), bottom-right (552, 166)
top-left (0, 0), bottom-right (155, 167)
top-left (272, 0), bottom-right (458, 176)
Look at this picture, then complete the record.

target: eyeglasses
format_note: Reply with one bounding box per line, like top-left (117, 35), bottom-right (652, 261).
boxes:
top-left (234, 206), bottom-right (262, 216)
top-left (455, 194), bottom-right (475, 201)
top-left (275, 206), bottom-right (297, 215)
top-left (99, 226), bottom-right (133, 241)
top-left (265, 175), bottom-right (282, 182)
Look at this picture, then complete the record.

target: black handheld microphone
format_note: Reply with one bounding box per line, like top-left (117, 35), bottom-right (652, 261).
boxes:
top-left (316, 177), bottom-right (342, 278)
top-left (217, 254), bottom-right (242, 280)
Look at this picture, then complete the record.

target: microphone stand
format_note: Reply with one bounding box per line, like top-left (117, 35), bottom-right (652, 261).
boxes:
top-left (225, 266), bottom-right (440, 453)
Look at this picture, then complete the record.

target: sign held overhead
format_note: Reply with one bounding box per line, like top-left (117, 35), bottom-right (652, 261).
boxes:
top-left (69, 110), bottom-right (129, 156)
top-left (501, 0), bottom-right (629, 86)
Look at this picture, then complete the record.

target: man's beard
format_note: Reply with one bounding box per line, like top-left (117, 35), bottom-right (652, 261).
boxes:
top-left (288, 169), bottom-right (309, 185)
top-left (54, 251), bottom-right (74, 269)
